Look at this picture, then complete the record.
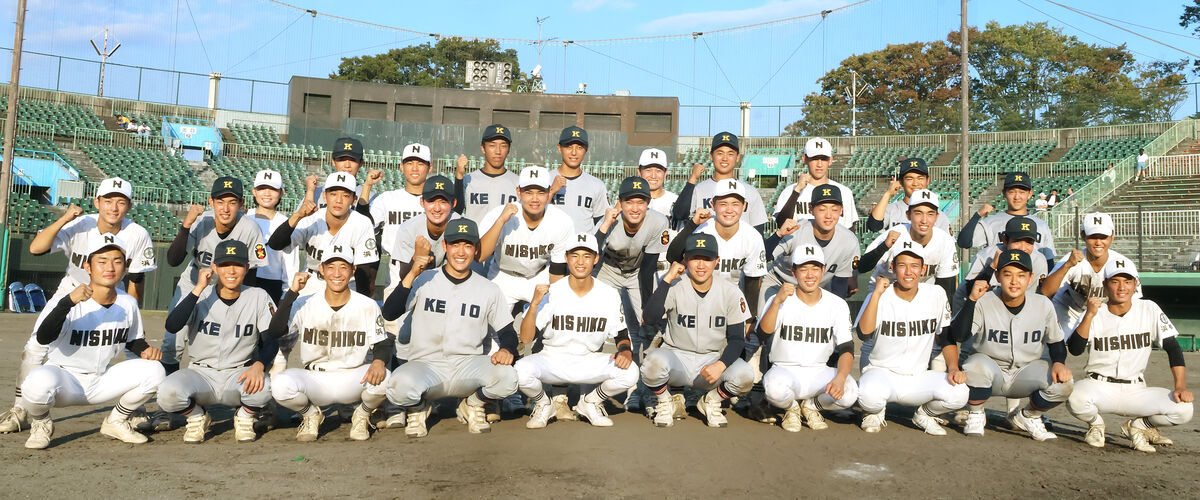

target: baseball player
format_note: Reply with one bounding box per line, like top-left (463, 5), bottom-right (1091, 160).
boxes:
top-left (308, 136), bottom-right (367, 209)
top-left (957, 172), bottom-right (1056, 265)
top-left (675, 132), bottom-right (769, 232)
top-left (18, 233), bottom-right (166, 449)
top-left (1067, 258), bottom-right (1193, 452)
top-left (517, 233), bottom-right (637, 428)
top-left (764, 185), bottom-right (860, 300)
top-left (365, 143), bottom-right (431, 268)
top-left (641, 233), bottom-right (755, 428)
top-left (772, 137), bottom-right (858, 229)
top-left (383, 220), bottom-right (519, 437)
top-left (854, 243), bottom-right (967, 435)
top-left (163, 176), bottom-right (269, 370)
top-left (268, 172), bottom-right (380, 297)
top-left (548, 126), bottom-right (611, 232)
top-left (249, 169), bottom-right (300, 303)
top-left (865, 158), bottom-right (951, 232)
top-left (381, 175), bottom-right (459, 305)
top-left (950, 250), bottom-right (1073, 440)
top-left (1042, 212), bottom-right (1140, 335)
top-left (756, 244), bottom-right (857, 432)
top-left (157, 241), bottom-right (278, 443)
top-left (636, 148), bottom-right (681, 280)
top-left (952, 216), bottom-right (1048, 311)
top-left (266, 244), bottom-right (393, 442)
top-left (456, 124), bottom-right (519, 223)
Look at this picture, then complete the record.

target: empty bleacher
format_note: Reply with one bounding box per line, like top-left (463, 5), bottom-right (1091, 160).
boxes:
top-left (228, 123), bottom-right (282, 146)
top-left (948, 141), bottom-right (1055, 166)
top-left (0, 97), bottom-right (105, 135)
top-left (1060, 137), bottom-right (1151, 162)
top-left (841, 145), bottom-right (945, 177)
top-left (80, 144), bottom-right (204, 203)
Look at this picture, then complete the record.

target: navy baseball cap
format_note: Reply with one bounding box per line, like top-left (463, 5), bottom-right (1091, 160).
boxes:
top-left (482, 124), bottom-right (512, 144)
top-left (1004, 172), bottom-right (1032, 190)
top-left (997, 249), bottom-right (1034, 273)
top-left (899, 158), bottom-right (929, 177)
top-left (619, 176), bottom-right (652, 200)
top-left (211, 176), bottom-right (244, 199)
top-left (213, 240), bottom-right (249, 266)
top-left (422, 175), bottom-right (454, 201)
top-left (559, 126), bottom-right (588, 147)
top-left (684, 233), bottom-right (719, 259)
top-left (810, 184), bottom-right (843, 206)
top-left (332, 137), bottom-right (364, 162)
top-left (711, 132), bottom-right (739, 152)
top-left (445, 219), bottom-right (480, 245)
top-left (1004, 216), bottom-right (1039, 242)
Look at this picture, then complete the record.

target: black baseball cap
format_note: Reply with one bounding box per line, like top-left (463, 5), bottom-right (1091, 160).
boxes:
top-left (1004, 216), bottom-right (1039, 242)
top-left (332, 137), bottom-right (364, 162)
top-left (422, 175), bottom-right (454, 201)
top-left (1004, 171), bottom-right (1032, 191)
top-left (997, 248), bottom-right (1034, 273)
top-left (899, 158), bottom-right (929, 177)
top-left (559, 126), bottom-right (588, 147)
top-left (619, 176), bottom-right (652, 200)
top-left (810, 184), bottom-right (843, 206)
top-left (445, 219), bottom-right (480, 245)
top-left (711, 131), bottom-right (739, 152)
top-left (482, 124), bottom-right (512, 144)
top-left (211, 176), bottom-right (244, 199)
top-left (684, 233), bottom-right (719, 259)
top-left (213, 240), bottom-right (249, 266)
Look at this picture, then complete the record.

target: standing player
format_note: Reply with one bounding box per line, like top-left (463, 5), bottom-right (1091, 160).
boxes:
top-left (952, 216), bottom-right (1048, 310)
top-left (764, 186), bottom-right (860, 300)
top-left (950, 250), bottom-right (1073, 440)
top-left (756, 244), bottom-right (857, 432)
top-left (156, 241), bottom-right (277, 443)
top-left (636, 148), bottom-right (680, 279)
top-left (865, 158), bottom-right (951, 232)
top-left (249, 169), bottom-right (299, 303)
top-left (382, 175), bottom-right (459, 313)
top-left (1067, 258), bottom-right (1193, 452)
top-left (772, 138), bottom-right (858, 229)
top-left (548, 126), bottom-right (610, 232)
top-left (641, 234), bottom-right (755, 428)
top-left (18, 233), bottom-right (166, 449)
top-left (383, 220), bottom-right (519, 437)
top-left (957, 172), bottom-right (1056, 265)
top-left (1042, 212), bottom-right (1139, 335)
top-left (266, 245), bottom-right (392, 442)
top-left (456, 124), bottom-right (519, 223)
top-left (365, 143), bottom-right (430, 261)
top-left (675, 132), bottom-right (769, 233)
top-left (308, 137), bottom-right (367, 209)
top-left (854, 243), bottom-right (967, 435)
top-left (518, 234), bottom-right (638, 428)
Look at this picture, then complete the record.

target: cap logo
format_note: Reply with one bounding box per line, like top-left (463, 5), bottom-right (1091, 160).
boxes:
top-left (650, 151), bottom-right (659, 159)
top-left (814, 141), bottom-right (825, 148)
top-left (529, 170), bottom-right (539, 178)
top-left (577, 234), bottom-right (588, 242)
top-left (805, 247), bottom-right (815, 255)
top-left (226, 246), bottom-right (237, 255)
top-left (223, 181), bottom-right (233, 189)
top-left (458, 224), bottom-right (468, 233)
top-left (495, 126), bottom-right (504, 134)
top-left (103, 234), bottom-right (115, 244)
top-left (726, 180), bottom-right (737, 189)
top-left (920, 191), bottom-right (931, 199)
top-left (435, 181), bottom-right (445, 190)
top-left (1021, 223), bottom-right (1030, 231)
top-left (722, 134), bottom-right (730, 141)
top-left (1115, 260), bottom-right (1125, 268)
top-left (343, 142), bottom-right (353, 150)
top-left (633, 181), bottom-right (643, 189)
top-left (822, 188), bottom-right (831, 196)
top-left (901, 242), bottom-right (912, 249)
top-left (263, 172), bottom-right (273, 179)
top-left (411, 145), bottom-right (422, 153)
top-left (909, 160), bottom-right (918, 167)
top-left (696, 239), bottom-right (706, 248)
top-left (111, 180), bottom-right (123, 188)
top-left (571, 130), bottom-right (580, 138)
top-left (1093, 216), bottom-right (1103, 225)
top-left (1010, 252), bottom-right (1020, 261)
top-left (1014, 175), bottom-right (1023, 181)
top-left (333, 245), bottom-right (343, 254)
top-left (336, 174), bottom-right (347, 182)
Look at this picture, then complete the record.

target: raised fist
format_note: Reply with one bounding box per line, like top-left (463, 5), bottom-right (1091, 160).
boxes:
top-left (1085, 296), bottom-right (1103, 315)
top-left (776, 218), bottom-right (800, 237)
top-left (500, 203), bottom-right (520, 223)
top-left (969, 280), bottom-right (989, 301)
top-left (977, 203), bottom-right (994, 217)
top-left (689, 163), bottom-right (707, 184)
top-left (533, 284), bottom-right (550, 299)
top-left (305, 175), bottom-right (318, 194)
top-left (549, 174), bottom-right (567, 195)
top-left (414, 236), bottom-right (432, 260)
top-left (794, 173), bottom-right (812, 191)
top-left (412, 254), bottom-right (434, 273)
top-left (183, 204), bottom-right (205, 228)
top-left (884, 230), bottom-right (902, 248)
top-left (294, 199), bottom-right (317, 219)
top-left (1068, 249), bottom-right (1085, 267)
top-left (604, 207), bottom-right (621, 224)
top-left (196, 268), bottom-right (214, 289)
top-left (664, 262), bottom-right (686, 283)
top-left (874, 277), bottom-right (891, 294)
top-left (364, 169), bottom-right (384, 186)
top-left (69, 284), bottom-right (93, 304)
top-left (776, 283), bottom-right (796, 303)
top-left (62, 204), bottom-right (84, 222)
top-left (290, 272), bottom-right (310, 293)
top-left (886, 178), bottom-right (902, 195)
top-left (692, 208), bottom-right (713, 226)
top-left (456, 154), bottom-right (469, 178)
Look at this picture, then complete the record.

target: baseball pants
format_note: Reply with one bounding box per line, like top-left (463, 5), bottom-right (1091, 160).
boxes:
top-left (515, 351), bottom-right (639, 400)
top-left (492, 268), bottom-right (550, 311)
top-left (640, 346), bottom-right (754, 395)
top-left (162, 287), bottom-right (189, 366)
top-left (1068, 378), bottom-right (1194, 427)
top-left (597, 264), bottom-right (646, 354)
top-left (20, 360), bottom-right (165, 417)
top-left (157, 365), bottom-right (274, 414)
top-left (857, 366), bottom-right (969, 415)
top-left (386, 355), bottom-right (518, 407)
top-left (271, 365), bottom-right (389, 411)
top-left (763, 365), bottom-right (858, 410)
top-left (963, 355), bottom-right (1072, 406)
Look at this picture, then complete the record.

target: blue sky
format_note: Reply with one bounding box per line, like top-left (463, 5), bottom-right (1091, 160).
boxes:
top-left (1, 0), bottom-right (1197, 134)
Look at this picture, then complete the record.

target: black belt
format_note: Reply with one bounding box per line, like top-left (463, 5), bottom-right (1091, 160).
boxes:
top-left (305, 363), bottom-right (328, 372)
top-left (1089, 372), bottom-right (1142, 384)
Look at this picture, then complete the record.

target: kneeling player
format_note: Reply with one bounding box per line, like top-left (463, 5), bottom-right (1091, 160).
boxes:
top-left (157, 241), bottom-right (278, 443)
top-left (268, 245), bottom-right (392, 442)
top-left (517, 234), bottom-right (638, 428)
top-left (951, 250), bottom-right (1072, 441)
top-left (855, 243), bottom-right (967, 435)
top-left (19, 233), bottom-right (166, 449)
top-left (757, 244), bottom-right (857, 432)
top-left (1067, 258), bottom-right (1193, 452)
top-left (641, 234), bottom-right (755, 428)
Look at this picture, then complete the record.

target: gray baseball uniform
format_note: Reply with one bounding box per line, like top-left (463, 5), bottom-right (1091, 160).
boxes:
top-left (969, 212), bottom-right (1056, 262)
top-left (767, 222), bottom-right (860, 289)
top-left (461, 169), bottom-right (519, 223)
top-left (960, 290), bottom-right (1069, 404)
top-left (550, 171), bottom-right (611, 232)
top-left (952, 246), bottom-right (1049, 310)
top-left (641, 277), bottom-right (754, 393)
top-left (384, 213), bottom-right (460, 291)
top-left (689, 178), bottom-right (769, 228)
top-left (597, 210), bottom-right (671, 353)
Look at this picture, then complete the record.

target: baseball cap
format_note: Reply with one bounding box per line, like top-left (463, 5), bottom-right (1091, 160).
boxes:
top-left (810, 184), bottom-right (843, 206)
top-left (1102, 257), bottom-right (1138, 280)
top-left (889, 240), bottom-right (926, 262)
top-left (253, 169), bottom-right (283, 190)
top-left (96, 177), bottom-right (132, 200)
top-left (619, 176), bottom-right (651, 200)
top-left (518, 166), bottom-right (552, 190)
top-left (804, 137), bottom-right (832, 158)
top-left (482, 124), bottom-right (512, 144)
top-left (684, 233), bottom-right (719, 259)
top-left (1081, 212), bottom-right (1115, 237)
top-left (1004, 216), bottom-right (1039, 242)
top-left (445, 219), bottom-right (480, 245)
top-left (711, 132), bottom-right (739, 152)
top-left (559, 126), bottom-right (588, 147)
top-left (332, 137), bottom-right (364, 162)
top-left (213, 240), bottom-right (249, 266)
top-left (638, 148), bottom-right (668, 169)
top-left (210, 176), bottom-right (244, 199)
top-left (1003, 172), bottom-right (1032, 191)
top-left (711, 179), bottom-right (746, 202)
top-left (791, 243), bottom-right (826, 267)
top-left (997, 249), bottom-right (1033, 273)
top-left (907, 189), bottom-right (940, 210)
top-left (422, 175), bottom-right (454, 201)
top-left (402, 143), bottom-right (431, 164)
top-left (324, 172), bottom-right (357, 193)
top-left (899, 158), bottom-right (929, 177)
top-left (84, 231), bottom-right (128, 259)
top-left (320, 243), bottom-right (355, 265)
top-left (566, 233), bottom-right (599, 254)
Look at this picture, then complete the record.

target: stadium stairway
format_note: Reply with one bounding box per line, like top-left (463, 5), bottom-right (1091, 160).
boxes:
top-left (1039, 144), bottom-right (1071, 164)
top-left (59, 148), bottom-right (106, 182)
top-left (930, 150), bottom-right (958, 166)
top-left (1165, 138), bottom-right (1200, 156)
top-left (1095, 177), bottom-right (1200, 212)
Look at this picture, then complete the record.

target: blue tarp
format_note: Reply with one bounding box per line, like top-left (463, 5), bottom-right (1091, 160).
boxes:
top-left (9, 155), bottom-right (79, 204)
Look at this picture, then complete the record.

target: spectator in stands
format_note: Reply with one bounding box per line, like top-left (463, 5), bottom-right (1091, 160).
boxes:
top-left (772, 137), bottom-right (858, 229)
top-left (307, 137), bottom-right (366, 210)
top-left (866, 157), bottom-right (950, 232)
top-left (1035, 193), bottom-right (1049, 214)
top-left (1047, 189), bottom-right (1060, 208)
top-left (136, 123), bottom-right (151, 139)
top-left (1136, 149), bottom-right (1149, 181)
top-left (1102, 163), bottom-right (1117, 185)
top-left (115, 113), bottom-right (133, 132)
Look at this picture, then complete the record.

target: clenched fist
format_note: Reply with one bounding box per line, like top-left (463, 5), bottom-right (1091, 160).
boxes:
top-left (183, 204), bottom-right (205, 228)
top-left (364, 169), bottom-right (384, 187)
top-left (775, 283), bottom-right (796, 304)
top-left (291, 199), bottom-right (317, 224)
top-left (1085, 296), bottom-right (1103, 315)
top-left (977, 203), bottom-right (994, 217)
top-left (664, 262), bottom-right (686, 283)
top-left (532, 284), bottom-right (550, 301)
top-left (688, 163), bottom-right (707, 184)
top-left (692, 208), bottom-right (713, 226)
top-left (884, 230), bottom-right (902, 248)
top-left (290, 272), bottom-right (310, 293)
top-left (886, 178), bottom-right (902, 196)
top-left (61, 204), bottom-right (84, 222)
top-left (69, 284), bottom-right (93, 304)
top-left (414, 236), bottom-right (432, 260)
top-left (874, 277), bottom-right (892, 294)
top-left (776, 218), bottom-right (800, 237)
top-left (1067, 249), bottom-right (1085, 267)
top-left (969, 280), bottom-right (989, 301)
top-left (549, 175), bottom-right (567, 195)
top-left (456, 154), bottom-right (469, 179)
top-left (500, 203), bottom-right (520, 223)
top-left (793, 173), bottom-right (812, 191)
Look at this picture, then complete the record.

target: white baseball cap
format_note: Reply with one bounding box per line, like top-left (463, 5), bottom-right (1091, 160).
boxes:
top-left (1102, 256), bottom-right (1138, 280)
top-left (908, 189), bottom-right (940, 210)
top-left (519, 166), bottom-right (552, 189)
top-left (889, 239), bottom-right (927, 262)
top-left (324, 172), bottom-right (357, 193)
top-left (791, 243), bottom-right (826, 267)
top-left (1081, 212), bottom-right (1114, 237)
top-left (804, 137), bottom-right (832, 158)
top-left (84, 230), bottom-right (128, 258)
top-left (402, 143), bottom-right (431, 164)
top-left (96, 177), bottom-right (132, 200)
top-left (711, 179), bottom-right (746, 201)
top-left (638, 148), bottom-right (668, 169)
top-left (254, 169), bottom-right (283, 190)
top-left (566, 233), bottom-right (599, 254)
top-left (320, 243), bottom-right (356, 265)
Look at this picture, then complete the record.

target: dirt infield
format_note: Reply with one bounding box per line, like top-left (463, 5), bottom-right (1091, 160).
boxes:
top-left (0, 310), bottom-right (1196, 498)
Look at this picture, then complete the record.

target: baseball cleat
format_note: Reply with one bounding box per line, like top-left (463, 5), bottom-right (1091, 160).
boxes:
top-left (1009, 409), bottom-right (1056, 441)
top-left (1142, 425), bottom-right (1173, 446)
top-left (696, 389), bottom-right (727, 428)
top-left (233, 414), bottom-right (257, 443)
top-left (861, 411), bottom-right (886, 433)
top-left (671, 393), bottom-right (687, 419)
top-left (457, 399), bottom-right (491, 434)
top-left (295, 408), bottom-right (324, 442)
top-left (801, 399), bottom-right (828, 430)
top-left (780, 402), bottom-right (803, 433)
top-left (748, 400), bottom-right (778, 424)
top-left (0, 405), bottom-right (29, 433)
top-left (1084, 422), bottom-right (1106, 448)
top-left (348, 407), bottom-right (374, 441)
top-left (25, 417), bottom-right (53, 450)
top-left (384, 411), bottom-right (408, 430)
top-left (913, 407), bottom-right (947, 436)
top-left (526, 400), bottom-right (554, 429)
top-left (101, 417), bottom-right (150, 444)
top-left (963, 410), bottom-right (986, 437)
top-left (575, 400), bottom-right (613, 427)
top-left (652, 396), bottom-right (675, 427)
top-left (484, 400), bottom-right (501, 424)
top-left (183, 413), bottom-right (211, 444)
top-left (952, 409), bottom-right (970, 427)
top-left (405, 403), bottom-right (431, 438)
top-left (1121, 419), bottom-right (1156, 453)
top-left (552, 394), bottom-right (577, 422)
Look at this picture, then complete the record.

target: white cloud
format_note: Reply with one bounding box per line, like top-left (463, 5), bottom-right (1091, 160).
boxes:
top-left (638, 0), bottom-right (846, 33)
top-left (571, 0), bottom-right (636, 13)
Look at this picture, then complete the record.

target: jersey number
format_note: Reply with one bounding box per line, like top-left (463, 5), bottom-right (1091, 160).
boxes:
top-left (460, 303), bottom-right (481, 318)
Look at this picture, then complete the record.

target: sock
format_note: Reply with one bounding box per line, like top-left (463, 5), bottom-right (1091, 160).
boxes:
top-left (236, 406), bottom-right (257, 418)
top-left (299, 404), bottom-right (320, 418)
top-left (109, 403), bottom-right (137, 422)
top-left (528, 390), bottom-right (547, 406)
top-left (467, 392), bottom-right (486, 408)
top-left (1131, 417), bottom-right (1149, 430)
top-left (584, 388), bottom-right (606, 405)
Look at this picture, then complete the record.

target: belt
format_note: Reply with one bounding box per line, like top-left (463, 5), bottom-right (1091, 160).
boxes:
top-left (656, 261), bottom-right (668, 272)
top-left (1088, 372), bottom-right (1142, 384)
top-left (500, 268), bottom-right (538, 280)
top-left (194, 360), bottom-right (255, 370)
top-left (305, 363), bottom-right (329, 372)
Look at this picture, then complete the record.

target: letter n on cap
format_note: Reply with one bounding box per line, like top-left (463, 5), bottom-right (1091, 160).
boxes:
top-left (805, 246), bottom-right (815, 255)
top-left (1093, 216), bottom-right (1103, 225)
top-left (577, 234), bottom-right (588, 242)
top-left (103, 234), bottom-right (115, 244)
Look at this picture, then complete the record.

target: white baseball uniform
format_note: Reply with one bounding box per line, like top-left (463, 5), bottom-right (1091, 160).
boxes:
top-left (1049, 250), bottom-right (1141, 335)
top-left (285, 209), bottom-right (380, 296)
top-left (369, 188), bottom-right (424, 259)
top-left (862, 225), bottom-right (959, 293)
top-left (758, 290), bottom-right (858, 411)
top-left (478, 204), bottom-right (574, 308)
top-left (43, 215), bottom-right (156, 298)
top-left (693, 220), bottom-right (768, 288)
top-left (772, 180), bottom-right (859, 228)
top-left (649, 190), bottom-right (680, 279)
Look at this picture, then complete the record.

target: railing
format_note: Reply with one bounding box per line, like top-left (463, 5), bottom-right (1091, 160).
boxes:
top-left (58, 179), bottom-right (173, 205)
top-left (11, 148), bottom-right (80, 177)
top-left (1051, 209), bottom-right (1200, 240)
top-left (1148, 153), bottom-right (1200, 178)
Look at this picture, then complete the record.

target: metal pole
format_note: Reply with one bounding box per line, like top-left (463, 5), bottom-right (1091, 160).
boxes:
top-left (137, 67), bottom-right (142, 100)
top-left (851, 69), bottom-right (857, 137)
top-left (1137, 204), bottom-right (1143, 269)
top-left (1, 0), bottom-right (28, 307)
top-left (55, 55), bottom-right (61, 91)
top-left (250, 80), bottom-right (255, 112)
top-left (958, 0), bottom-right (970, 268)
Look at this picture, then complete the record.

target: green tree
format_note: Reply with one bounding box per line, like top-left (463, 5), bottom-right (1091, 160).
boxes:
top-left (330, 37), bottom-right (535, 91)
top-left (1182, 0), bottom-right (1200, 75)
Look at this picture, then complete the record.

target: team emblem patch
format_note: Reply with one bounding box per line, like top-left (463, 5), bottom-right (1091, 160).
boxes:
top-left (143, 247), bottom-right (154, 259)
top-left (255, 244), bottom-right (266, 260)
top-left (376, 316), bottom-right (385, 330)
top-left (661, 230), bottom-right (670, 245)
top-left (365, 238), bottom-right (377, 250)
top-left (739, 297), bottom-right (747, 313)
top-left (852, 256), bottom-right (860, 269)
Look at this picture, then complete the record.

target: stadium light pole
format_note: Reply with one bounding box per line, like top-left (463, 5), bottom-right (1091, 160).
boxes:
top-left (1, 0), bottom-right (28, 307)
top-left (958, 0), bottom-right (970, 267)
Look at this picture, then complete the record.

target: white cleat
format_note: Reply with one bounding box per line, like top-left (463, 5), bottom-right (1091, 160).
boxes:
top-left (526, 400), bottom-right (554, 429)
top-left (101, 417), bottom-right (150, 444)
top-left (456, 399), bottom-right (491, 434)
top-left (575, 400), bottom-right (613, 427)
top-left (696, 389), bottom-right (727, 428)
top-left (348, 407), bottom-right (374, 441)
top-left (0, 406), bottom-right (29, 434)
top-left (652, 396), bottom-right (675, 428)
top-left (24, 418), bottom-right (53, 450)
top-left (295, 408), bottom-right (324, 442)
top-left (952, 409), bottom-right (971, 427)
top-left (1141, 422), bottom-right (1174, 446)
top-left (233, 414), bottom-right (257, 443)
top-left (801, 399), bottom-right (828, 430)
top-left (183, 413), bottom-right (211, 444)
top-left (861, 411), bottom-right (886, 433)
top-left (552, 394), bottom-right (577, 421)
top-left (1121, 419), bottom-right (1156, 453)
top-left (1084, 422), bottom-right (1106, 448)
top-left (913, 407), bottom-right (947, 436)
top-left (780, 402), bottom-right (803, 433)
top-left (963, 410), bottom-right (986, 437)
top-left (405, 403), bottom-right (431, 438)
top-left (671, 393), bottom-right (687, 419)
top-left (1009, 409), bottom-right (1056, 441)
